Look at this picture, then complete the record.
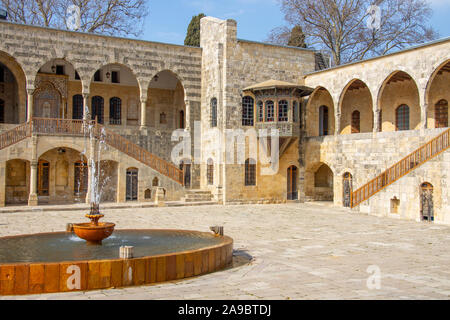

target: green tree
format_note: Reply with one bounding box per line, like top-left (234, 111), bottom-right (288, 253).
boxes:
top-left (184, 13), bottom-right (205, 47)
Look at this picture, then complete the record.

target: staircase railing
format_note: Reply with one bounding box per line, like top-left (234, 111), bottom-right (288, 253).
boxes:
top-left (95, 124), bottom-right (184, 185)
top-left (0, 122), bottom-right (32, 150)
top-left (351, 128), bottom-right (450, 208)
top-left (0, 118), bottom-right (184, 186)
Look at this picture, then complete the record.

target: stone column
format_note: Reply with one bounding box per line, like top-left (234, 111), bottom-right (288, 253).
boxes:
top-left (140, 98), bottom-right (147, 130)
top-left (421, 104), bottom-right (428, 130)
top-left (27, 88), bottom-right (34, 122)
top-left (28, 135), bottom-right (38, 206)
top-left (334, 113), bottom-right (341, 136)
top-left (83, 93), bottom-right (90, 121)
top-left (373, 109), bottom-right (381, 133)
top-left (185, 100), bottom-right (191, 131)
top-left (28, 161), bottom-right (38, 206)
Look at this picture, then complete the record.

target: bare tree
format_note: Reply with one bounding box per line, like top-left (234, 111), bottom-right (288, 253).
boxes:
top-left (1, 0), bottom-right (149, 37)
top-left (270, 0), bottom-right (438, 65)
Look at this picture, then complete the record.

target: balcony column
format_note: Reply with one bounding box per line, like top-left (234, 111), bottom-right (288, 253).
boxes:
top-left (421, 103), bottom-right (428, 130)
top-left (334, 113), bottom-right (341, 136)
top-left (27, 88), bottom-right (34, 122)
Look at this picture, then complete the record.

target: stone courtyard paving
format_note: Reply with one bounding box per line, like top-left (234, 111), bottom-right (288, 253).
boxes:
top-left (1, 202), bottom-right (450, 300)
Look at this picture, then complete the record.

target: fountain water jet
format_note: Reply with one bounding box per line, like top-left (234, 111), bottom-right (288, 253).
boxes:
top-left (72, 116), bottom-right (115, 245)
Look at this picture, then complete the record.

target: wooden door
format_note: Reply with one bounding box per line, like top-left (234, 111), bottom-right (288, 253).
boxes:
top-left (287, 166), bottom-right (298, 200)
top-left (38, 160), bottom-right (50, 196)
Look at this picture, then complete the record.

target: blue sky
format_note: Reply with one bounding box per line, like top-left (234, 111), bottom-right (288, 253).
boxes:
top-left (141, 0), bottom-right (450, 46)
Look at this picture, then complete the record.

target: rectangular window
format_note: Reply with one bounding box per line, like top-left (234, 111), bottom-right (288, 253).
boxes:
top-left (56, 65), bottom-right (65, 75)
top-left (278, 101), bottom-right (289, 122)
top-left (266, 101), bottom-right (274, 122)
top-left (112, 71), bottom-right (120, 84)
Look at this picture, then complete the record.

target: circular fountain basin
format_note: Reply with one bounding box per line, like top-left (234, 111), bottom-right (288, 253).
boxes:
top-left (0, 230), bottom-right (233, 296)
top-left (72, 222), bottom-right (116, 245)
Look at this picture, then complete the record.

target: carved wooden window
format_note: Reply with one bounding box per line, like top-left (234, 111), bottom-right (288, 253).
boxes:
top-left (319, 105), bottom-right (329, 136)
top-left (72, 95), bottom-right (83, 120)
top-left (207, 159), bottom-right (214, 185)
top-left (74, 161), bottom-right (88, 196)
top-left (245, 158), bottom-right (256, 186)
top-left (257, 101), bottom-right (264, 122)
top-left (211, 98), bottom-right (217, 127)
top-left (435, 99), bottom-right (448, 128)
top-left (126, 168), bottom-right (138, 201)
top-left (0, 99), bottom-right (4, 123)
top-left (265, 101), bottom-right (274, 122)
top-left (351, 110), bottom-right (361, 133)
top-left (242, 96), bottom-right (254, 126)
top-left (91, 96), bottom-right (104, 124)
top-left (110, 97), bottom-right (122, 125)
top-left (396, 105), bottom-right (410, 131)
top-left (278, 100), bottom-right (289, 122)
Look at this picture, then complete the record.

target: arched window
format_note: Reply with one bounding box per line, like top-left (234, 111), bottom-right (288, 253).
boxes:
top-left (245, 158), bottom-right (256, 186)
top-left (435, 99), bottom-right (448, 128)
top-left (257, 101), bottom-right (264, 122)
top-left (278, 100), bottom-right (289, 122)
top-left (152, 177), bottom-right (159, 187)
top-left (319, 106), bottom-right (329, 136)
top-left (91, 96), bottom-right (104, 124)
top-left (207, 159), bottom-right (214, 185)
top-left (179, 110), bottom-right (185, 129)
top-left (211, 98), bottom-right (217, 127)
top-left (110, 97), bottom-right (122, 125)
top-left (0, 99), bottom-right (4, 123)
top-left (72, 95), bottom-right (83, 120)
top-left (396, 105), bottom-right (410, 131)
top-left (266, 101), bottom-right (274, 122)
top-left (242, 96), bottom-right (254, 126)
top-left (351, 110), bottom-right (360, 133)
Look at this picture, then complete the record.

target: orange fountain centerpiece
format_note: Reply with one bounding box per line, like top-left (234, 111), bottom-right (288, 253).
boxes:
top-left (73, 204), bottom-right (116, 245)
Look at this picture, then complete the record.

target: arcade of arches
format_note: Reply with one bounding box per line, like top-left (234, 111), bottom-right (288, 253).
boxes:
top-left (0, 17), bottom-right (449, 224)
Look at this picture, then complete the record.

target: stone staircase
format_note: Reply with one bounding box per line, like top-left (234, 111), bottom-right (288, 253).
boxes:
top-left (182, 190), bottom-right (214, 203)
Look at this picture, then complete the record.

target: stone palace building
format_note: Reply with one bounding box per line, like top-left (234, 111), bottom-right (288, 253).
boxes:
top-left (0, 16), bottom-right (448, 224)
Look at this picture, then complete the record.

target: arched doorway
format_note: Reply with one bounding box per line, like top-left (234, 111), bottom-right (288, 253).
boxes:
top-left (343, 172), bottom-right (353, 207)
top-left (420, 183), bottom-right (434, 222)
top-left (314, 163), bottom-right (334, 201)
top-left (126, 168), bottom-right (138, 201)
top-left (287, 166), bottom-right (298, 200)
